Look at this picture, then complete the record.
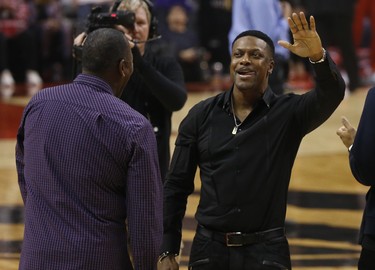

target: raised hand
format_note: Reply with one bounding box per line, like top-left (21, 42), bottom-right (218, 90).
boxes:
top-left (278, 12), bottom-right (323, 60)
top-left (336, 116), bottom-right (357, 149)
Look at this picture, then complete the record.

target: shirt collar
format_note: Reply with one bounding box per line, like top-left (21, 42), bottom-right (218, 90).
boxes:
top-left (221, 86), bottom-right (276, 113)
top-left (74, 74), bottom-right (114, 95)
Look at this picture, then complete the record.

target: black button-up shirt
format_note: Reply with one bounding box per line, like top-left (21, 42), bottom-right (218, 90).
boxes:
top-left (162, 54), bottom-right (346, 254)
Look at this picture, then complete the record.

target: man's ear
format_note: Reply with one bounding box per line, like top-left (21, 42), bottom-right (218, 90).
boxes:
top-left (268, 59), bottom-right (275, 75)
top-left (119, 59), bottom-right (127, 77)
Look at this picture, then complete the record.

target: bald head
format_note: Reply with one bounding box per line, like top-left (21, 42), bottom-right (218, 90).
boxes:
top-left (82, 28), bottom-right (132, 75)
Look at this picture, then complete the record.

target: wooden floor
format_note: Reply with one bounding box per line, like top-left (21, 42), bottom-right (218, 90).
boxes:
top-left (0, 83), bottom-right (371, 270)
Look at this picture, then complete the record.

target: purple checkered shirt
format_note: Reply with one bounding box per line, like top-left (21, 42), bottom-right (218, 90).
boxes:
top-left (16, 74), bottom-right (163, 270)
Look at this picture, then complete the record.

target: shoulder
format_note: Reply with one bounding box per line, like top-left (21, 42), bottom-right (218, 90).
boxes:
top-left (362, 88), bottom-right (375, 112)
top-left (193, 92), bottom-right (223, 110)
top-left (145, 47), bottom-right (180, 66)
top-left (367, 87), bottom-right (375, 97)
top-left (27, 83), bottom-right (73, 103)
top-left (184, 92), bottom-right (224, 123)
top-left (361, 88), bottom-right (375, 109)
top-left (103, 98), bottom-right (155, 141)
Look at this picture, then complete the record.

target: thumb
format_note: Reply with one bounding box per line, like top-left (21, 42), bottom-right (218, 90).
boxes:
top-left (277, 40), bottom-right (292, 51)
top-left (341, 116), bottom-right (352, 129)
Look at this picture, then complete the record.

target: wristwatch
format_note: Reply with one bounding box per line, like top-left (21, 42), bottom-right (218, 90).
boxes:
top-left (309, 48), bottom-right (326, 64)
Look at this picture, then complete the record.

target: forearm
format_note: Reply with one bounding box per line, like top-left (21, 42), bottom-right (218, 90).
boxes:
top-left (128, 177), bottom-right (163, 269)
top-left (127, 126), bottom-right (163, 269)
top-left (297, 53), bottom-right (346, 134)
top-left (162, 144), bottom-right (197, 254)
top-left (162, 188), bottom-right (190, 254)
top-left (139, 63), bottom-right (187, 111)
top-left (313, 53), bottom-right (346, 98)
top-left (132, 47), bottom-right (187, 111)
top-left (314, 53), bottom-right (345, 116)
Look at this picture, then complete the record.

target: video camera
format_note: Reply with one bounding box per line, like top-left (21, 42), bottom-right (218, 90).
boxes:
top-left (85, 3), bottom-right (135, 33)
top-left (73, 1), bottom-right (134, 67)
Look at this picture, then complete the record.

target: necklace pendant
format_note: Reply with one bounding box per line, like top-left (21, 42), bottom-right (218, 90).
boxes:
top-left (232, 126), bottom-right (238, 135)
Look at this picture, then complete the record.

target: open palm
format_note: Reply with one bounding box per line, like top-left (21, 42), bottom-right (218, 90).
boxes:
top-left (278, 12), bottom-right (323, 58)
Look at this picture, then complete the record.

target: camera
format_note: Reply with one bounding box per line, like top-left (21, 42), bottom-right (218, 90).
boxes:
top-left (73, 1), bottom-right (135, 65)
top-left (85, 6), bottom-right (135, 33)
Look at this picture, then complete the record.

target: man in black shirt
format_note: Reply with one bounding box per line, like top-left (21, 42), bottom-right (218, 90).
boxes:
top-left (158, 12), bottom-right (345, 270)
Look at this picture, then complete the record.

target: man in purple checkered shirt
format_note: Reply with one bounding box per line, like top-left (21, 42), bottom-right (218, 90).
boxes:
top-left (15, 28), bottom-right (163, 270)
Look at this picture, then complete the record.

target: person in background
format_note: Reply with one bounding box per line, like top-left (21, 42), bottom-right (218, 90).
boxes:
top-left (302, 0), bottom-right (360, 93)
top-left (153, 0), bottom-right (197, 33)
top-left (228, 0), bottom-right (292, 95)
top-left (158, 12), bottom-right (345, 270)
top-left (336, 91), bottom-right (375, 269)
top-left (352, 0), bottom-right (375, 85)
top-left (160, 4), bottom-right (205, 82)
top-left (0, 0), bottom-right (43, 98)
top-left (197, 0), bottom-right (232, 76)
top-left (34, 0), bottom-right (73, 82)
top-left (16, 28), bottom-right (163, 270)
top-left (74, 0), bottom-right (187, 180)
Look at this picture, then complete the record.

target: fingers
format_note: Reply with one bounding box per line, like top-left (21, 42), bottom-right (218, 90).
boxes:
top-left (336, 126), bottom-right (345, 136)
top-left (336, 126), bottom-right (351, 148)
top-left (337, 116), bottom-right (351, 135)
top-left (288, 16), bottom-right (298, 34)
top-left (336, 124), bottom-right (345, 133)
top-left (337, 116), bottom-right (356, 148)
top-left (114, 24), bottom-right (127, 34)
top-left (292, 13), bottom-right (303, 31)
top-left (277, 40), bottom-right (292, 50)
top-left (341, 116), bottom-right (352, 129)
top-left (290, 12), bottom-right (309, 31)
top-left (309, 15), bottom-right (316, 31)
top-left (336, 126), bottom-right (344, 133)
top-left (124, 33), bottom-right (133, 41)
top-left (125, 33), bottom-right (135, 48)
top-left (74, 32), bottom-right (87, 46)
top-left (299, 12), bottom-right (309, 30)
top-left (113, 25), bottom-right (135, 48)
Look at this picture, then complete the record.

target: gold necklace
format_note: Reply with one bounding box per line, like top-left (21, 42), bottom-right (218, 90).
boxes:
top-left (231, 97), bottom-right (242, 135)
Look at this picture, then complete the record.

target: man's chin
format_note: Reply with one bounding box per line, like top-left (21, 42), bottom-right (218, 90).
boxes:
top-left (235, 80), bottom-right (253, 91)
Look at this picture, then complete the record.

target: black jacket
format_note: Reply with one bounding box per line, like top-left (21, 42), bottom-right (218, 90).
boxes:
top-left (121, 45), bottom-right (187, 180)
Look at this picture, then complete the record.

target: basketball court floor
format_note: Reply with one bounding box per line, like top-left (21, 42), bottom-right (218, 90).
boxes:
top-left (0, 83), bottom-right (371, 270)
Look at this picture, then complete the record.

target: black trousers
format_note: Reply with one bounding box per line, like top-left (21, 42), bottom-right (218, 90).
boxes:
top-left (188, 228), bottom-right (291, 270)
top-left (0, 30), bottom-right (39, 82)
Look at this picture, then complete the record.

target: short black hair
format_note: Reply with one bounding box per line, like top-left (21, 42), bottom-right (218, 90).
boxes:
top-left (232, 30), bottom-right (275, 57)
top-left (82, 28), bottom-right (129, 73)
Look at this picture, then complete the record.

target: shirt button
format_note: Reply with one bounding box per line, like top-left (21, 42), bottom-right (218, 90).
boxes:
top-left (237, 208), bottom-right (241, 213)
top-left (235, 170), bottom-right (240, 174)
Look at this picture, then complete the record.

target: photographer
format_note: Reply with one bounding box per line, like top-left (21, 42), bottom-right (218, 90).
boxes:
top-left (74, 0), bottom-right (187, 180)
